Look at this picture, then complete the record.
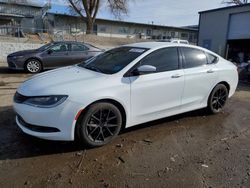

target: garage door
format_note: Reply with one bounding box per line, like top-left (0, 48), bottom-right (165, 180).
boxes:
top-left (228, 11), bottom-right (250, 40)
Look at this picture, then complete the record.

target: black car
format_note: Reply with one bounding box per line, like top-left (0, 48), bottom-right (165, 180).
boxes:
top-left (7, 41), bottom-right (103, 73)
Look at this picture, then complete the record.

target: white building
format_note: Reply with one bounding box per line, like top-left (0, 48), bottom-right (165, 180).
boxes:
top-left (45, 13), bottom-right (198, 44)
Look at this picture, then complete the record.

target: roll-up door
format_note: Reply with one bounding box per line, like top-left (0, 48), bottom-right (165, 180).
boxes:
top-left (228, 11), bottom-right (250, 40)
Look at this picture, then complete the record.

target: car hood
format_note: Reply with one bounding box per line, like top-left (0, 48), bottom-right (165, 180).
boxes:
top-left (17, 66), bottom-right (108, 96)
top-left (9, 49), bottom-right (37, 57)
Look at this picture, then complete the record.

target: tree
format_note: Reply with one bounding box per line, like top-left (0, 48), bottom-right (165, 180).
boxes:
top-left (68, 0), bottom-right (129, 34)
top-left (222, 0), bottom-right (248, 5)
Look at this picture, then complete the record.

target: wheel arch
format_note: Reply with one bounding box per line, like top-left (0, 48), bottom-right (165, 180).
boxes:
top-left (207, 81), bottom-right (230, 105)
top-left (74, 98), bottom-right (127, 140)
top-left (24, 57), bottom-right (43, 70)
top-left (216, 81), bottom-right (230, 93)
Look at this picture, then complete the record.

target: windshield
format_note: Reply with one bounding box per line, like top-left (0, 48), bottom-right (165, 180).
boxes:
top-left (37, 43), bottom-right (55, 51)
top-left (78, 46), bottom-right (148, 74)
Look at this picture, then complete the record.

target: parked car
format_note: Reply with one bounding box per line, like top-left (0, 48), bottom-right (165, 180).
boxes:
top-left (158, 39), bottom-right (189, 44)
top-left (13, 42), bottom-right (238, 147)
top-left (7, 41), bottom-right (103, 73)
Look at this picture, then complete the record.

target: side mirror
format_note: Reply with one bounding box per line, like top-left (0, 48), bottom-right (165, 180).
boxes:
top-left (47, 49), bottom-right (53, 54)
top-left (132, 65), bottom-right (156, 76)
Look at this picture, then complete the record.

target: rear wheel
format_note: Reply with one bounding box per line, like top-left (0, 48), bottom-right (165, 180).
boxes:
top-left (207, 84), bottom-right (229, 114)
top-left (25, 59), bottom-right (42, 73)
top-left (77, 102), bottom-right (122, 147)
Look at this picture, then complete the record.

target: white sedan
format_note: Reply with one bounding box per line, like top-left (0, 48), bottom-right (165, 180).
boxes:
top-left (13, 42), bottom-right (238, 147)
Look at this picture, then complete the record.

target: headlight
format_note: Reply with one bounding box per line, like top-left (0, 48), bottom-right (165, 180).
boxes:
top-left (23, 95), bottom-right (68, 108)
top-left (13, 55), bottom-right (24, 59)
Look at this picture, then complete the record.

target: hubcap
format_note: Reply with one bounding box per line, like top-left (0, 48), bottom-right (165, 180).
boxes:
top-left (27, 61), bottom-right (40, 73)
top-left (212, 88), bottom-right (227, 111)
top-left (86, 108), bottom-right (119, 143)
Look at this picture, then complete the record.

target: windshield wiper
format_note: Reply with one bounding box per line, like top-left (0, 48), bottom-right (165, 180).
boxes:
top-left (84, 65), bottom-right (103, 73)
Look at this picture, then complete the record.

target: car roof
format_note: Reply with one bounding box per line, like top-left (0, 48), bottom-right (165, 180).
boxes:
top-left (123, 42), bottom-right (220, 57)
top-left (51, 41), bottom-right (99, 49)
top-left (53, 41), bottom-right (83, 44)
top-left (123, 42), bottom-right (191, 49)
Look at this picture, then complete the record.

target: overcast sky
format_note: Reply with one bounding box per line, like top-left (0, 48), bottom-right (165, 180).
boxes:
top-left (38, 0), bottom-right (226, 26)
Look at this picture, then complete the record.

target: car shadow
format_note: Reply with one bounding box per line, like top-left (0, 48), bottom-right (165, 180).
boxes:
top-left (0, 105), bottom-right (211, 161)
top-left (0, 66), bottom-right (50, 75)
top-left (237, 81), bottom-right (250, 92)
top-left (0, 67), bottom-right (23, 74)
top-left (121, 108), bottom-right (210, 134)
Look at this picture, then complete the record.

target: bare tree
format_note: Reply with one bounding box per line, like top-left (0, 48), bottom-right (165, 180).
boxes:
top-left (68, 0), bottom-right (129, 34)
top-left (222, 0), bottom-right (248, 5)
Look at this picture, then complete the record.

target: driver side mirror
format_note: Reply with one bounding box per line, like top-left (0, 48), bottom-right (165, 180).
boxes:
top-left (132, 65), bottom-right (157, 76)
top-left (47, 49), bottom-right (53, 54)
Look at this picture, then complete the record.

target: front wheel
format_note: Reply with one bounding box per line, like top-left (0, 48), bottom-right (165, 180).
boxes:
top-left (77, 102), bottom-right (122, 147)
top-left (25, 59), bottom-right (42, 73)
top-left (207, 84), bottom-right (229, 114)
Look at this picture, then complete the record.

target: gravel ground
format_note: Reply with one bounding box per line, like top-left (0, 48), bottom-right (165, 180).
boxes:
top-left (0, 67), bottom-right (250, 188)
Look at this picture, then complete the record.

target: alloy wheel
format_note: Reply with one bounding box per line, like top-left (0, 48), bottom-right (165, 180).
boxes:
top-left (211, 86), bottom-right (228, 112)
top-left (26, 60), bottom-right (41, 73)
top-left (86, 108), bottom-right (120, 143)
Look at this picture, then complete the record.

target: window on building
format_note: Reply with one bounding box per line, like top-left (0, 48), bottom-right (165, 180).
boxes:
top-left (189, 34), bottom-right (193, 42)
top-left (119, 27), bottom-right (128, 34)
top-left (171, 31), bottom-right (175, 37)
top-left (139, 47), bottom-right (179, 73)
top-left (181, 47), bottom-right (207, 68)
top-left (181, 33), bottom-right (188, 38)
top-left (134, 28), bottom-right (141, 34)
top-left (146, 29), bottom-right (152, 36)
top-left (100, 26), bottom-right (107, 32)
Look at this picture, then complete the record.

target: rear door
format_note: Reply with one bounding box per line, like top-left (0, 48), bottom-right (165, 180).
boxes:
top-left (70, 43), bottom-right (91, 64)
top-left (180, 47), bottom-right (219, 110)
top-left (129, 47), bottom-right (185, 125)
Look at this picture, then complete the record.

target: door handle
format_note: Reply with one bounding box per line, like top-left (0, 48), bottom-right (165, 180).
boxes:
top-left (207, 69), bottom-right (215, 73)
top-left (171, 74), bottom-right (182, 78)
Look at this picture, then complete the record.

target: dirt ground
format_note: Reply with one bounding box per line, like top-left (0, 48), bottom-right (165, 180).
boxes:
top-left (0, 67), bottom-right (250, 188)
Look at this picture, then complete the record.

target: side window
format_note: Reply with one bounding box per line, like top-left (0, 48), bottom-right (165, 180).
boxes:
top-left (206, 52), bottom-right (218, 64)
top-left (182, 47), bottom-right (207, 68)
top-left (139, 47), bottom-right (179, 73)
top-left (50, 44), bottom-right (69, 52)
top-left (71, 44), bottom-right (88, 51)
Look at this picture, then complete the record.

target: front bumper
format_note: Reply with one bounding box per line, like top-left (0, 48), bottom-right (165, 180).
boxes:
top-left (7, 56), bottom-right (25, 70)
top-left (13, 99), bottom-right (83, 141)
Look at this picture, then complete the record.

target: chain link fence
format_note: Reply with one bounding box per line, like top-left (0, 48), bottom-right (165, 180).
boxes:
top-left (0, 25), bottom-right (197, 45)
top-left (0, 25), bottom-right (89, 43)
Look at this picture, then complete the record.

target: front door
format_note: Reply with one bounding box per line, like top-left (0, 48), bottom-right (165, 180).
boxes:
top-left (129, 47), bottom-right (184, 125)
top-left (43, 43), bottom-right (71, 68)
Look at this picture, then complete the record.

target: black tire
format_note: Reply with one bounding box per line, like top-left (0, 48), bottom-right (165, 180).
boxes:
top-left (25, 59), bottom-right (42, 73)
top-left (207, 84), bottom-right (229, 114)
top-left (77, 102), bottom-right (122, 147)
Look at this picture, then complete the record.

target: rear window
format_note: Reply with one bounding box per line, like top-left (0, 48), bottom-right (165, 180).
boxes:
top-left (206, 52), bottom-right (218, 64)
top-left (71, 44), bottom-right (88, 51)
top-left (182, 47), bottom-right (207, 68)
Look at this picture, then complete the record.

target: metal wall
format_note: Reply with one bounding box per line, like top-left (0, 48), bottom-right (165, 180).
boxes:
top-left (0, 3), bottom-right (41, 17)
top-left (198, 5), bottom-right (250, 57)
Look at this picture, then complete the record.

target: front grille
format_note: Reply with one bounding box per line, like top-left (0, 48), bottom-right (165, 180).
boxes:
top-left (17, 115), bottom-right (60, 133)
top-left (14, 92), bottom-right (29, 103)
